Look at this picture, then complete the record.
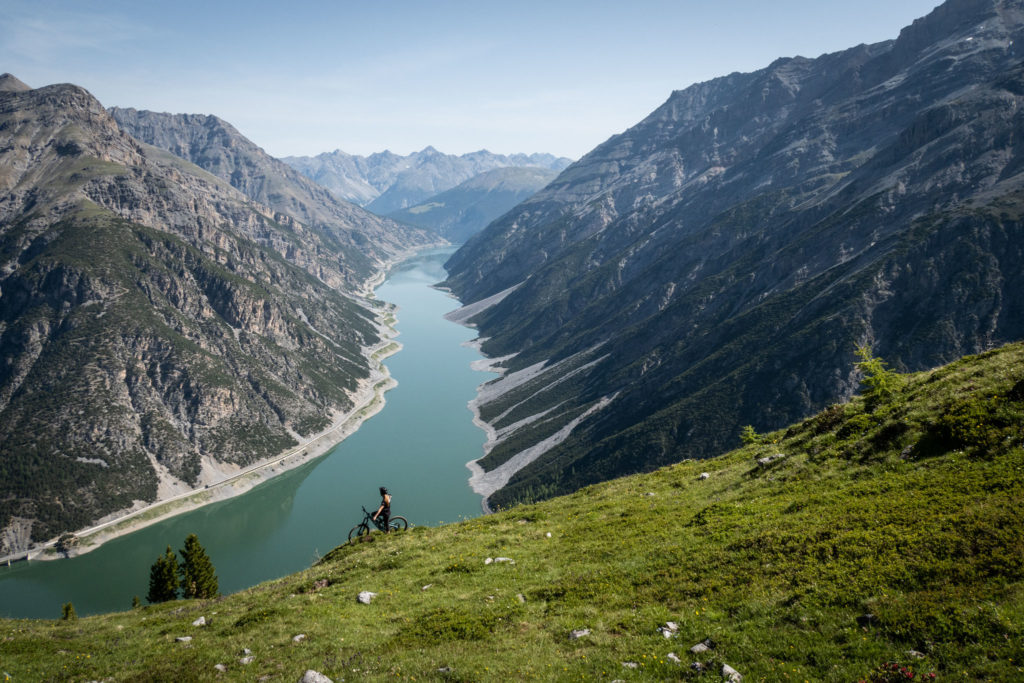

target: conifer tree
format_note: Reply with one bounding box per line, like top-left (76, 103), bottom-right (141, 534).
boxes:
top-left (178, 533), bottom-right (219, 599)
top-left (147, 545), bottom-right (180, 603)
top-left (61, 602), bottom-right (77, 620)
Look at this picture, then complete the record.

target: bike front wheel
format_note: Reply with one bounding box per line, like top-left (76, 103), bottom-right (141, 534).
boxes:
top-left (388, 516), bottom-right (408, 532)
top-left (348, 523), bottom-right (370, 542)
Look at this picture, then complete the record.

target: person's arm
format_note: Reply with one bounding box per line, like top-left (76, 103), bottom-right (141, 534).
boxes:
top-left (372, 502), bottom-right (384, 520)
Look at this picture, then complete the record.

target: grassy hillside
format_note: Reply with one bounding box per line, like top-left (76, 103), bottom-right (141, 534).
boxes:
top-left (2, 343), bottom-right (1022, 681)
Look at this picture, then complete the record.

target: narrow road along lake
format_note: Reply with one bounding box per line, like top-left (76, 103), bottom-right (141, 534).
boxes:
top-left (0, 247), bottom-right (491, 619)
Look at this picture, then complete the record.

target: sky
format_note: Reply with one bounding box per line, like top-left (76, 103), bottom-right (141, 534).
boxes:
top-left (2, 0), bottom-right (944, 160)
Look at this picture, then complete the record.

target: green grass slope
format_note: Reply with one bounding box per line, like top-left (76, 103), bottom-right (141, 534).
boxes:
top-left (2, 344), bottom-right (1023, 681)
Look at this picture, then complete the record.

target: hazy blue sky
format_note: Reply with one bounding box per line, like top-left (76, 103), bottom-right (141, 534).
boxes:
top-left (3, 0), bottom-right (943, 159)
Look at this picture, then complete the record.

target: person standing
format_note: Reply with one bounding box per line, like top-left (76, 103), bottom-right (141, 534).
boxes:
top-left (372, 486), bottom-right (391, 532)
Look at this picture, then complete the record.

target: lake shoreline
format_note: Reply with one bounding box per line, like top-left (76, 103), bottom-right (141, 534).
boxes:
top-left (0, 252), bottom-right (423, 566)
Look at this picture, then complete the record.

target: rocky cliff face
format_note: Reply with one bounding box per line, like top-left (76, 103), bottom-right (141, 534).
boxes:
top-left (282, 147), bottom-right (572, 214)
top-left (387, 166), bottom-right (559, 244)
top-left (442, 0), bottom-right (1024, 508)
top-left (0, 79), bottom-right (409, 552)
top-left (108, 108), bottom-right (437, 288)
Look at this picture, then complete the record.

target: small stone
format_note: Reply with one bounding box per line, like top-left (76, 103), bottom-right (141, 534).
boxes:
top-left (214, 663), bottom-right (227, 672)
top-left (722, 663), bottom-right (742, 682)
top-left (293, 634), bottom-right (306, 643)
top-left (756, 453), bottom-right (786, 466)
top-left (658, 621), bottom-right (680, 638)
top-left (299, 670), bottom-right (333, 683)
top-left (622, 662), bottom-right (639, 669)
top-left (907, 650), bottom-right (926, 659)
top-left (421, 584), bottom-right (433, 591)
top-left (667, 652), bottom-right (682, 664)
top-left (484, 557), bottom-right (494, 565)
top-left (690, 642), bottom-right (710, 654)
top-left (192, 616), bottom-right (206, 627)
top-left (494, 557), bottom-right (514, 564)
top-left (644, 492), bottom-right (656, 496)
top-left (242, 648), bottom-right (252, 655)
top-left (312, 579), bottom-right (328, 591)
top-left (357, 591), bottom-right (377, 604)
top-left (240, 656), bottom-right (255, 665)
top-left (437, 666), bottom-right (452, 674)
top-left (545, 532), bottom-right (552, 538)
top-left (569, 628), bottom-right (591, 640)
top-left (175, 636), bottom-right (192, 643)
top-left (516, 593), bottom-right (527, 603)
top-left (691, 661), bottom-right (705, 673)
top-left (699, 472), bottom-right (710, 480)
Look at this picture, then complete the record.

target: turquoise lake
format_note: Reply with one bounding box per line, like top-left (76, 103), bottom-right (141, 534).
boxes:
top-left (0, 247), bottom-right (491, 619)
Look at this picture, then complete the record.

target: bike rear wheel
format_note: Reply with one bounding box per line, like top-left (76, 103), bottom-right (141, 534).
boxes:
top-left (348, 523), bottom-right (370, 542)
top-left (389, 516), bottom-right (408, 532)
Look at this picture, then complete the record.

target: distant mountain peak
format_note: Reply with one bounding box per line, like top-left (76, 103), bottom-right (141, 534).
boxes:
top-left (0, 73), bottom-right (31, 92)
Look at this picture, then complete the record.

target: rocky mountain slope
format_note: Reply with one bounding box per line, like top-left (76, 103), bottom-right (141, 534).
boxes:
top-left (108, 108), bottom-right (436, 288)
top-left (282, 147), bottom-right (572, 214)
top-left (387, 166), bottom-right (559, 243)
top-left (3, 341), bottom-right (1022, 680)
top-left (442, 0), bottom-right (1024, 509)
top-left (0, 77), bottom-right (425, 553)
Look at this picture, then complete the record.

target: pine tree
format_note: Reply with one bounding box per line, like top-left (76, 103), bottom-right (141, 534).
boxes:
top-left (178, 533), bottom-right (219, 599)
top-left (61, 602), bottom-right (77, 620)
top-left (147, 545), bottom-right (180, 603)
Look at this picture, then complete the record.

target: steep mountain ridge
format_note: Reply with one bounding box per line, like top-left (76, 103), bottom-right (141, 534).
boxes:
top-left (108, 107), bottom-right (437, 287)
top-left (3, 341), bottom-right (1022, 680)
top-left (387, 166), bottom-right (559, 243)
top-left (0, 80), bottom-right (413, 553)
top-left (443, 0), bottom-right (1024, 508)
top-left (282, 147), bottom-right (572, 214)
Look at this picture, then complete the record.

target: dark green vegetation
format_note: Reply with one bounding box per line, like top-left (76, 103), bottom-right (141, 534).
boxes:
top-left (148, 545), bottom-right (181, 604)
top-left (0, 80), bottom-right (428, 553)
top-left (443, 0), bottom-right (1024, 509)
top-left (2, 343), bottom-right (1022, 680)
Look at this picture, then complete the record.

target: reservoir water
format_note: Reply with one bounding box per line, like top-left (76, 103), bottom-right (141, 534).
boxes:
top-left (0, 247), bottom-right (491, 619)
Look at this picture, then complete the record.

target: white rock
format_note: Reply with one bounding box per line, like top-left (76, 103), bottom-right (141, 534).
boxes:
top-left (175, 636), bottom-right (192, 643)
top-left (569, 628), bottom-right (591, 640)
top-left (494, 557), bottom-right (514, 564)
top-left (690, 642), bottom-right (710, 654)
top-left (214, 664), bottom-right (227, 672)
top-left (192, 616), bottom-right (206, 627)
top-left (421, 584), bottom-right (433, 591)
top-left (545, 532), bottom-right (552, 538)
top-left (667, 652), bottom-right (682, 664)
top-left (622, 662), bottom-right (639, 669)
top-left (722, 663), bottom-right (742, 682)
top-left (293, 634), bottom-right (306, 643)
top-left (299, 670), bottom-right (334, 683)
top-left (242, 648), bottom-right (252, 655)
top-left (484, 557), bottom-right (494, 565)
top-left (357, 591), bottom-right (377, 604)
top-left (699, 472), bottom-right (710, 480)
top-left (240, 656), bottom-right (255, 665)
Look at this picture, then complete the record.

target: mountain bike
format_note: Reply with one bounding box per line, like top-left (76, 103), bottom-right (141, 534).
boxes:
top-left (348, 505), bottom-right (408, 541)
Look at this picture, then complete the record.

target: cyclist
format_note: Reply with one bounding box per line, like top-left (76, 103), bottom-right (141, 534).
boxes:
top-left (371, 486), bottom-right (391, 532)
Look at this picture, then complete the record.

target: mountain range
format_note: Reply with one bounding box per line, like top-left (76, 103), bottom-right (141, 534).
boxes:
top-left (387, 166), bottom-right (560, 244)
top-left (282, 147), bottom-right (572, 215)
top-left (442, 0), bottom-right (1024, 509)
top-left (0, 74), bottom-right (434, 554)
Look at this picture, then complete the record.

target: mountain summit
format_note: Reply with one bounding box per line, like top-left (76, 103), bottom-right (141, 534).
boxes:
top-left (442, 0), bottom-right (1024, 509)
top-left (283, 148), bottom-right (572, 214)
